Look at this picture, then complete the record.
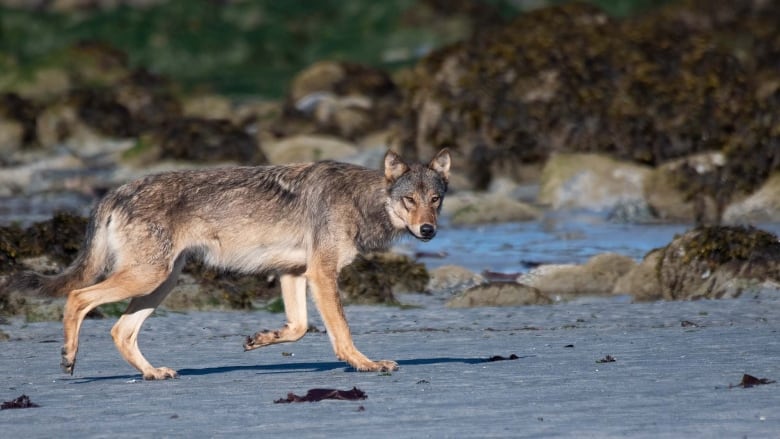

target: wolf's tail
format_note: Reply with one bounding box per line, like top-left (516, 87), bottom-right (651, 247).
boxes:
top-left (8, 212), bottom-right (109, 297)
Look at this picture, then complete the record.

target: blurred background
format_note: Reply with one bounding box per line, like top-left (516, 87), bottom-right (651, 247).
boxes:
top-left (2, 0), bottom-right (780, 313)
top-left (0, 0), bottom-right (670, 98)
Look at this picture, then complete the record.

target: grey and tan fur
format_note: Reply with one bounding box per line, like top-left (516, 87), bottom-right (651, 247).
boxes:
top-left (26, 149), bottom-right (450, 379)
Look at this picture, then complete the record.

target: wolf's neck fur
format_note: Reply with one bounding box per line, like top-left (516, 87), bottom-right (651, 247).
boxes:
top-left (351, 177), bottom-right (404, 253)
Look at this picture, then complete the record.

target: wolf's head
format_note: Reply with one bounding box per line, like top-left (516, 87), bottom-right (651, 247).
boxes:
top-left (384, 149), bottom-right (451, 241)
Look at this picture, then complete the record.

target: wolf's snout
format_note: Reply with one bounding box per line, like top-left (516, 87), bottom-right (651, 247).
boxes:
top-left (420, 224), bottom-right (436, 239)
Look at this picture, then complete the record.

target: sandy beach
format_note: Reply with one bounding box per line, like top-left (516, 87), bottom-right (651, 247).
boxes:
top-left (3, 292), bottom-right (779, 438)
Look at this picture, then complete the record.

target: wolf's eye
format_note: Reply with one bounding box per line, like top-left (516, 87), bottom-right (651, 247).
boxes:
top-left (404, 196), bottom-right (416, 205)
top-left (431, 195), bottom-right (440, 203)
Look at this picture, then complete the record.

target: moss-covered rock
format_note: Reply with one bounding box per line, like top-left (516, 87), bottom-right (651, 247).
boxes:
top-left (172, 260), bottom-right (281, 311)
top-left (0, 93), bottom-right (40, 149)
top-left (0, 211), bottom-right (87, 275)
top-left (338, 252), bottom-right (429, 305)
top-left (393, 1), bottom-right (780, 205)
top-left (657, 226), bottom-right (780, 300)
top-left (147, 117), bottom-right (265, 164)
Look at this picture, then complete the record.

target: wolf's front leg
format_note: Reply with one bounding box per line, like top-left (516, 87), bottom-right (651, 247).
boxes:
top-left (244, 274), bottom-right (308, 350)
top-left (306, 256), bottom-right (398, 372)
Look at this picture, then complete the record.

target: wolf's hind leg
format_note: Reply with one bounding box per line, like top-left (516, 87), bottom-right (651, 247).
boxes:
top-left (62, 266), bottom-right (171, 376)
top-left (110, 257), bottom-right (184, 380)
top-left (244, 274), bottom-right (308, 351)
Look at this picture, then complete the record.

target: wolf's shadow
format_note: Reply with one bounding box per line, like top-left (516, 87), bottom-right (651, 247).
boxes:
top-left (68, 357), bottom-right (491, 383)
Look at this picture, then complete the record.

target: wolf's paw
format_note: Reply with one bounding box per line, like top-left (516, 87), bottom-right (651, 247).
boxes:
top-left (243, 330), bottom-right (279, 351)
top-left (355, 359), bottom-right (399, 372)
top-left (61, 346), bottom-right (76, 375)
top-left (142, 367), bottom-right (178, 380)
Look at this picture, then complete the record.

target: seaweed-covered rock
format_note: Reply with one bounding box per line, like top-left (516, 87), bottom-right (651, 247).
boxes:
top-left (0, 211), bottom-right (87, 274)
top-left (0, 93), bottom-right (40, 150)
top-left (114, 68), bottom-right (182, 132)
top-left (36, 88), bottom-right (138, 153)
top-left (338, 252), bottom-right (429, 305)
top-left (393, 1), bottom-right (780, 202)
top-left (172, 260), bottom-right (280, 311)
top-left (657, 226), bottom-right (780, 300)
top-left (147, 117), bottom-right (265, 164)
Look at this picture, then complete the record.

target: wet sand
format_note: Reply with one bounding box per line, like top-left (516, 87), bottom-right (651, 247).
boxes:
top-left (2, 293), bottom-right (779, 438)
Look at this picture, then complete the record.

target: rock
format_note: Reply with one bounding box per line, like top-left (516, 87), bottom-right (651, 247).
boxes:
top-left (21, 297), bottom-right (65, 323)
top-left (60, 41), bottom-right (130, 87)
top-left (443, 192), bottom-right (541, 225)
top-left (182, 94), bottom-right (234, 121)
top-left (356, 130), bottom-right (392, 150)
top-left (447, 282), bottom-right (550, 308)
top-left (656, 226), bottom-right (780, 300)
top-left (114, 69), bottom-right (182, 131)
top-left (287, 61), bottom-right (400, 139)
top-left (148, 117), bottom-right (265, 164)
top-left (160, 269), bottom-right (280, 312)
top-left (263, 135), bottom-right (359, 165)
top-left (10, 68), bottom-right (72, 101)
top-left (338, 252), bottom-right (429, 305)
top-left (0, 118), bottom-right (24, 157)
top-left (0, 212), bottom-right (87, 275)
top-left (392, 1), bottom-right (780, 197)
top-left (723, 173), bottom-right (780, 223)
top-left (644, 152), bottom-right (728, 223)
top-left (0, 277), bottom-right (66, 321)
top-left (18, 255), bottom-right (62, 274)
top-left (538, 153), bottom-right (651, 211)
top-left (0, 93), bottom-right (39, 150)
top-left (36, 102), bottom-right (84, 149)
top-left (36, 95), bottom-right (136, 155)
top-left (427, 265), bottom-right (485, 295)
top-left (606, 199), bottom-right (659, 224)
top-left (613, 249), bottom-right (663, 302)
top-left (518, 253), bottom-right (637, 301)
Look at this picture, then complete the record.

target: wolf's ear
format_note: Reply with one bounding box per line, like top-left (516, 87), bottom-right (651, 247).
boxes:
top-left (384, 150), bottom-right (409, 182)
top-left (429, 148), bottom-right (451, 182)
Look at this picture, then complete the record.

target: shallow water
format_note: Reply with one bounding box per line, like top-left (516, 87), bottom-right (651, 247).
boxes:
top-left (404, 212), bottom-right (780, 275)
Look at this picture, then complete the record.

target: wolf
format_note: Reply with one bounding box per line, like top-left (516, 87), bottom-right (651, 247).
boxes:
top-left (21, 149), bottom-right (450, 379)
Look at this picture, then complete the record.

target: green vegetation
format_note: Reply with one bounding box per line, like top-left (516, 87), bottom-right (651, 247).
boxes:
top-left (0, 0), bottom-right (669, 98)
top-left (264, 296), bottom-right (285, 314)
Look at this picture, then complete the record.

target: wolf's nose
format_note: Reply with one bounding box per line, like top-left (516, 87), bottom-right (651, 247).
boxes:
top-left (420, 224), bottom-right (436, 238)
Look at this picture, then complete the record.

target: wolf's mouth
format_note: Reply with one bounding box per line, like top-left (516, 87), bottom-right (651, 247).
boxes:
top-left (407, 227), bottom-right (435, 242)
